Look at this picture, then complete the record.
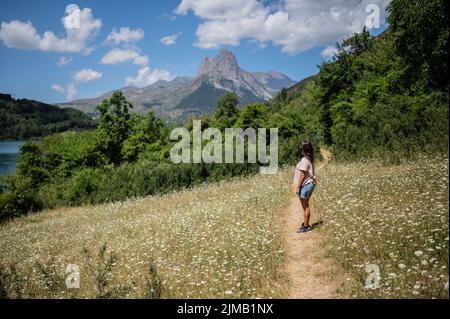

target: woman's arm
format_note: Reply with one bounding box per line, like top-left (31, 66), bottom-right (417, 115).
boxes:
top-left (295, 170), bottom-right (306, 194)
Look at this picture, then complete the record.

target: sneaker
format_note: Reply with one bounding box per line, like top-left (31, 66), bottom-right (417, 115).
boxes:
top-left (297, 224), bottom-right (312, 233)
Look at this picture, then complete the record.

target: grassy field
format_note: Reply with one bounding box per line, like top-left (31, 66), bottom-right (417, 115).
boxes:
top-left (0, 154), bottom-right (448, 299)
top-left (314, 154), bottom-right (449, 298)
top-left (0, 170), bottom-right (291, 298)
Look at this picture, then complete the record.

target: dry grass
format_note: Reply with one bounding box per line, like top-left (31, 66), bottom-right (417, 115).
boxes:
top-left (0, 170), bottom-right (292, 298)
top-left (1, 154), bottom-right (448, 299)
top-left (313, 154), bottom-right (449, 298)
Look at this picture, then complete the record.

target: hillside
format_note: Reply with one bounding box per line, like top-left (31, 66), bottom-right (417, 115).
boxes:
top-left (0, 169), bottom-right (292, 298)
top-left (0, 93), bottom-right (97, 140)
top-left (0, 155), bottom-right (447, 298)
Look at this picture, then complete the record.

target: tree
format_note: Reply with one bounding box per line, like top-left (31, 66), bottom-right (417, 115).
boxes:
top-left (122, 111), bottom-right (167, 162)
top-left (279, 87), bottom-right (287, 102)
top-left (97, 91), bottom-right (134, 165)
top-left (234, 103), bottom-right (268, 129)
top-left (214, 93), bottom-right (239, 129)
top-left (387, 0), bottom-right (449, 91)
top-left (341, 27), bottom-right (373, 56)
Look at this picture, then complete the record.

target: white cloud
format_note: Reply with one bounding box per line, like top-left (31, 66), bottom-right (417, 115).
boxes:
top-left (101, 48), bottom-right (138, 64)
top-left (102, 26), bottom-right (158, 87)
top-left (66, 83), bottom-right (77, 100)
top-left (51, 84), bottom-right (65, 94)
top-left (321, 45), bottom-right (339, 59)
top-left (133, 55), bottom-right (149, 66)
top-left (160, 32), bottom-right (182, 45)
top-left (58, 56), bottom-right (73, 66)
top-left (175, 0), bottom-right (261, 20)
top-left (100, 48), bottom-right (148, 66)
top-left (0, 20), bottom-right (41, 50)
top-left (126, 67), bottom-right (172, 87)
top-left (175, 0), bottom-right (390, 55)
top-left (54, 68), bottom-right (101, 101)
top-left (106, 27), bottom-right (144, 44)
top-left (0, 5), bottom-right (102, 54)
top-left (73, 68), bottom-right (102, 82)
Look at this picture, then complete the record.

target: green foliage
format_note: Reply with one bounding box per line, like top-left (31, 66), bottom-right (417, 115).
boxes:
top-left (122, 111), bottom-right (168, 162)
top-left (43, 131), bottom-right (108, 177)
top-left (0, 176), bottom-right (42, 222)
top-left (311, 0), bottom-right (449, 160)
top-left (387, 0), bottom-right (449, 91)
top-left (97, 91), bottom-right (134, 165)
top-left (278, 87), bottom-right (287, 102)
top-left (234, 103), bottom-right (268, 129)
top-left (214, 93), bottom-right (239, 129)
top-left (341, 27), bottom-right (373, 56)
top-left (0, 94), bottom-right (96, 140)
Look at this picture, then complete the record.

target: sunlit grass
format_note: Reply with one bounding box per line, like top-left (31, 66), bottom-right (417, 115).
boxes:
top-left (0, 170), bottom-right (291, 298)
top-left (1, 154), bottom-right (448, 299)
top-left (313, 154), bottom-right (449, 298)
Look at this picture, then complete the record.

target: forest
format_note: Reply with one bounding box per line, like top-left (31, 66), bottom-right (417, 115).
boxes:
top-left (0, 94), bottom-right (96, 140)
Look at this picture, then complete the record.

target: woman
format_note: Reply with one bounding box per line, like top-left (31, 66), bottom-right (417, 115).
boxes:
top-left (293, 140), bottom-right (316, 233)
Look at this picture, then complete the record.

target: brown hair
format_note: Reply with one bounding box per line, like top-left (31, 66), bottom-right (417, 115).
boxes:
top-left (298, 140), bottom-right (314, 163)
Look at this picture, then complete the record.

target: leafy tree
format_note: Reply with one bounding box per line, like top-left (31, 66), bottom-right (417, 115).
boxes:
top-left (234, 103), bottom-right (268, 129)
top-left (122, 112), bottom-right (167, 162)
top-left (214, 93), bottom-right (239, 129)
top-left (387, 0), bottom-right (449, 91)
top-left (341, 27), bottom-right (373, 56)
top-left (278, 87), bottom-right (287, 102)
top-left (97, 91), bottom-right (134, 165)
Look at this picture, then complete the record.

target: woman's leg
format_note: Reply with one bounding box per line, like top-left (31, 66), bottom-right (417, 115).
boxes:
top-left (300, 198), bottom-right (311, 227)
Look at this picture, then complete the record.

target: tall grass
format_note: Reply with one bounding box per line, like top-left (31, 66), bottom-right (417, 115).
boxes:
top-left (0, 170), bottom-right (291, 298)
top-left (313, 154), bottom-right (449, 298)
top-left (1, 154), bottom-right (447, 299)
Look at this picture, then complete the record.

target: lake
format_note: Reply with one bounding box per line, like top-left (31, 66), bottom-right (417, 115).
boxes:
top-left (0, 141), bottom-right (26, 176)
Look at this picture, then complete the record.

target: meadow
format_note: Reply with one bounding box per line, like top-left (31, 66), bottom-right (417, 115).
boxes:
top-left (314, 154), bottom-right (449, 298)
top-left (0, 170), bottom-right (291, 298)
top-left (0, 154), bottom-right (448, 299)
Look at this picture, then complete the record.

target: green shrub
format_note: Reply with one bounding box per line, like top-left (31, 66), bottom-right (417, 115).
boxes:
top-left (0, 178), bottom-right (42, 222)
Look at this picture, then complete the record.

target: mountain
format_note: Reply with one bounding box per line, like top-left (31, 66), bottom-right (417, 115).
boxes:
top-left (0, 93), bottom-right (97, 140)
top-left (59, 49), bottom-right (296, 121)
top-left (252, 71), bottom-right (298, 96)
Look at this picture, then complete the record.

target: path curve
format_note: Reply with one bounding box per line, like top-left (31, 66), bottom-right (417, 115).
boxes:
top-left (281, 148), bottom-right (345, 298)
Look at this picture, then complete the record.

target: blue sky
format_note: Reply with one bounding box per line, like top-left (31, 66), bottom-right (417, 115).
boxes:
top-left (0, 0), bottom-right (388, 103)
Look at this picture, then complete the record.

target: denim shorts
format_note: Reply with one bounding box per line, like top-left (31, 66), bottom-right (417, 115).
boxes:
top-left (299, 182), bottom-right (316, 199)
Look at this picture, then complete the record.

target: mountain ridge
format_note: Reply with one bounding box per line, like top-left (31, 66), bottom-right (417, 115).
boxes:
top-left (58, 49), bottom-right (296, 121)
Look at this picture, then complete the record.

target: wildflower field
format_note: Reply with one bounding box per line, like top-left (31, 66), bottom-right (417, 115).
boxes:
top-left (314, 154), bottom-right (449, 298)
top-left (0, 154), bottom-right (448, 299)
top-left (0, 171), bottom-right (291, 298)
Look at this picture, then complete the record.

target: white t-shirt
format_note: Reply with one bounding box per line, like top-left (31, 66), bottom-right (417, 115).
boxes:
top-left (293, 157), bottom-right (316, 186)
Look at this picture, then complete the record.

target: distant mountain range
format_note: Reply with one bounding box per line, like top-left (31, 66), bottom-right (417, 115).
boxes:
top-left (58, 49), bottom-right (296, 121)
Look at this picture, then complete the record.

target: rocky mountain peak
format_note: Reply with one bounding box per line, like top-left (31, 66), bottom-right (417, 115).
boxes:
top-left (61, 49), bottom-right (295, 122)
top-left (197, 49), bottom-right (239, 79)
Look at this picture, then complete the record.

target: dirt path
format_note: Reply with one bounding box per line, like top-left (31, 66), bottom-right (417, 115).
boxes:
top-left (281, 149), bottom-right (345, 298)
